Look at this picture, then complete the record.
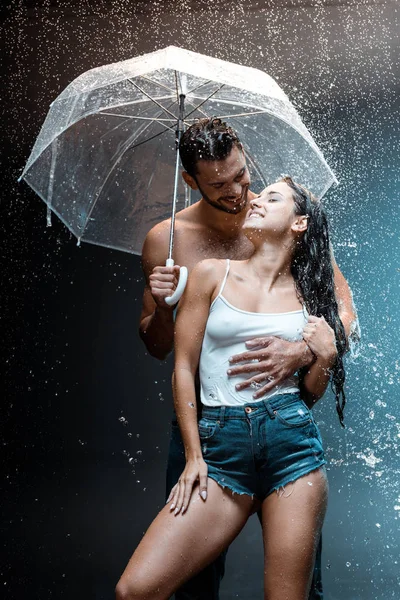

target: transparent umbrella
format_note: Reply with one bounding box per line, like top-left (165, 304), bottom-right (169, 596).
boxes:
top-left (19, 45), bottom-right (337, 303)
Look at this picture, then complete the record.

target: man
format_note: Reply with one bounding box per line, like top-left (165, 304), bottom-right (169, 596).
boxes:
top-left (139, 118), bottom-right (356, 600)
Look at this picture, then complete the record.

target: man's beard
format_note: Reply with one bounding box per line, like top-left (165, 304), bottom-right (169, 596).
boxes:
top-left (196, 180), bottom-right (249, 214)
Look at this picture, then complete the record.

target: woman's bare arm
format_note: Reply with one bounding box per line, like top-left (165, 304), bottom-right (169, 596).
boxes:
top-left (173, 260), bottom-right (220, 458)
top-left (169, 260), bottom-right (222, 513)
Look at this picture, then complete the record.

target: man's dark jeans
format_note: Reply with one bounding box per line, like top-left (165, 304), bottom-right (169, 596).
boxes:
top-left (166, 421), bottom-right (323, 600)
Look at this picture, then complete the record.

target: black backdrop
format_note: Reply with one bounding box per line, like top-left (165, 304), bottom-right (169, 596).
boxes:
top-left (1, 1), bottom-right (400, 599)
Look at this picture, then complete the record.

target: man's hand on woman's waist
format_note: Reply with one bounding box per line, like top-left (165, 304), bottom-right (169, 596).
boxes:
top-left (227, 337), bottom-right (314, 399)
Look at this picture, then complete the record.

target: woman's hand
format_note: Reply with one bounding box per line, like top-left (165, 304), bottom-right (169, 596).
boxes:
top-left (166, 457), bottom-right (208, 516)
top-left (303, 315), bottom-right (337, 364)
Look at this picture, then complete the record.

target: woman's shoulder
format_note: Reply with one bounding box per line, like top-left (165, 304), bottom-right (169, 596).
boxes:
top-left (192, 258), bottom-right (228, 277)
top-left (188, 259), bottom-right (228, 295)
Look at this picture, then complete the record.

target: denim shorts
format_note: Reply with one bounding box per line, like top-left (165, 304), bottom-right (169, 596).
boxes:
top-left (198, 393), bottom-right (326, 500)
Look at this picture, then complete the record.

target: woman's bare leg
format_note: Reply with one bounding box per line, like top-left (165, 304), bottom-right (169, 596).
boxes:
top-left (116, 478), bottom-right (255, 600)
top-left (261, 467), bottom-right (328, 600)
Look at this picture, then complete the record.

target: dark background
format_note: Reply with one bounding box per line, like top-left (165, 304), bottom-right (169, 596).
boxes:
top-left (1, 1), bottom-right (399, 598)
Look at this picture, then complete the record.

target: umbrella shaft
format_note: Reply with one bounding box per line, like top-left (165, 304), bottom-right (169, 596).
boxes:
top-left (168, 131), bottom-right (182, 260)
top-left (168, 93), bottom-right (186, 261)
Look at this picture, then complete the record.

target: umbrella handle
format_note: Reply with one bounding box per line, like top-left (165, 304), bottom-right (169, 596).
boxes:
top-left (165, 259), bottom-right (188, 306)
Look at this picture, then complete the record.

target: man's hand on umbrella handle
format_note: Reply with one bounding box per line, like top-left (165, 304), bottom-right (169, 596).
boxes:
top-left (149, 264), bottom-right (182, 308)
top-left (164, 259), bottom-right (188, 306)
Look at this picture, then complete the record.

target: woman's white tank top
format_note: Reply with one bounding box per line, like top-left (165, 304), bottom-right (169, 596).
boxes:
top-left (199, 260), bottom-right (308, 406)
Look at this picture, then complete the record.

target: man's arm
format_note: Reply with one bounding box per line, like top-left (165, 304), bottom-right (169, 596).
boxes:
top-left (301, 315), bottom-right (338, 404)
top-left (139, 224), bottom-right (180, 360)
top-left (332, 258), bottom-right (359, 343)
top-left (227, 258), bottom-right (358, 397)
top-left (227, 336), bottom-right (314, 398)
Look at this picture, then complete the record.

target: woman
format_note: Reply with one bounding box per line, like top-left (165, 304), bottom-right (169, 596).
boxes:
top-left (116, 177), bottom-right (347, 600)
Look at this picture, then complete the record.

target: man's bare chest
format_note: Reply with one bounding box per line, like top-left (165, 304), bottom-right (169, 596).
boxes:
top-left (172, 229), bottom-right (254, 269)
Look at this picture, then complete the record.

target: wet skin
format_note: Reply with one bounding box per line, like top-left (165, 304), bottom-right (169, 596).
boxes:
top-left (116, 472), bottom-right (328, 600)
top-left (118, 179), bottom-right (334, 600)
top-left (139, 147), bottom-right (336, 394)
top-left (169, 183), bottom-right (337, 520)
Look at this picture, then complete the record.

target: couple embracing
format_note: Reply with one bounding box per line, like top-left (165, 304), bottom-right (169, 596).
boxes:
top-left (116, 118), bottom-right (357, 600)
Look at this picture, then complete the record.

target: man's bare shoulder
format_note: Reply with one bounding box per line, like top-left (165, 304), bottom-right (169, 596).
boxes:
top-left (142, 204), bottom-right (202, 265)
top-left (145, 204), bottom-right (200, 241)
top-left (144, 218), bottom-right (170, 245)
top-left (141, 220), bottom-right (170, 266)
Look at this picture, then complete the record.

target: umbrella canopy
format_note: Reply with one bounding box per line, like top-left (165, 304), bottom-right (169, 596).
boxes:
top-left (20, 45), bottom-right (338, 255)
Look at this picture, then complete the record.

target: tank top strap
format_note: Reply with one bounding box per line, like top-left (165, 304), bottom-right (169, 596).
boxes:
top-left (210, 260), bottom-right (230, 309)
top-left (217, 259), bottom-right (231, 297)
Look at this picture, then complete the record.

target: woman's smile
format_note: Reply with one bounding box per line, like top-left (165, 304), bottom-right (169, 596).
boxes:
top-left (247, 210), bottom-right (264, 219)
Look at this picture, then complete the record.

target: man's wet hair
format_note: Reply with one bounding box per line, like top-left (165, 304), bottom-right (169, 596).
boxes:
top-left (179, 118), bottom-right (243, 178)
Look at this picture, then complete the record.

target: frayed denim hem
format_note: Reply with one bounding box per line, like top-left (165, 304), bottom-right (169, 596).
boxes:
top-left (269, 461), bottom-right (327, 498)
top-left (207, 473), bottom-right (255, 500)
top-left (206, 462), bottom-right (327, 501)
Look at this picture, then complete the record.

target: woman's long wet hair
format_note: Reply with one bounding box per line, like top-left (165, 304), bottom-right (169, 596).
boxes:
top-left (281, 177), bottom-right (347, 427)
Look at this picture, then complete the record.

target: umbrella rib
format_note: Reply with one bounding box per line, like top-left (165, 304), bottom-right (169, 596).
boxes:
top-left (184, 98), bottom-right (209, 120)
top-left (223, 116), bottom-right (269, 188)
top-left (187, 80), bottom-right (213, 95)
top-left (185, 84), bottom-right (225, 118)
top-left (127, 79), bottom-right (177, 120)
top-left (243, 147), bottom-right (268, 188)
top-left (81, 99), bottom-right (175, 236)
top-left (214, 110), bottom-right (271, 119)
top-left (100, 112), bottom-right (176, 132)
top-left (136, 75), bottom-right (215, 104)
top-left (101, 113), bottom-right (175, 122)
top-left (126, 128), bottom-right (169, 152)
top-left (124, 95), bottom-right (182, 142)
top-left (139, 76), bottom-right (175, 93)
top-left (81, 126), bottom-right (169, 235)
top-left (101, 111), bottom-right (206, 127)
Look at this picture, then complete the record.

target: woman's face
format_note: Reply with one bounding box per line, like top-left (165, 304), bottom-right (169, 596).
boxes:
top-left (243, 181), bottom-right (306, 240)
